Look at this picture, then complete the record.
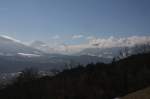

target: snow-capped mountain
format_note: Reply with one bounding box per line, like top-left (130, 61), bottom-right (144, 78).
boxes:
top-left (76, 43), bottom-right (150, 59)
top-left (30, 41), bottom-right (56, 53)
top-left (30, 41), bottom-right (68, 54)
top-left (76, 47), bottom-right (121, 59)
top-left (0, 35), bottom-right (43, 57)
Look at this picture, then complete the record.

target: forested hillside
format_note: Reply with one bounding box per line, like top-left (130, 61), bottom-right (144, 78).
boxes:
top-left (0, 53), bottom-right (150, 99)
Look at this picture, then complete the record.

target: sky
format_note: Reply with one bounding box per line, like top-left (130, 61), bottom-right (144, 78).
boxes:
top-left (0, 0), bottom-right (150, 46)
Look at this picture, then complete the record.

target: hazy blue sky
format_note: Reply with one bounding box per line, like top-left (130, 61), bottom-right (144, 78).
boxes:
top-left (0, 0), bottom-right (150, 44)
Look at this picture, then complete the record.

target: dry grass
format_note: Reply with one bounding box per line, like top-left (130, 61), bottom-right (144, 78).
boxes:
top-left (121, 87), bottom-right (150, 99)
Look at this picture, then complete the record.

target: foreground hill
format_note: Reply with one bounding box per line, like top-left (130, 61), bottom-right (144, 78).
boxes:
top-left (0, 52), bottom-right (150, 99)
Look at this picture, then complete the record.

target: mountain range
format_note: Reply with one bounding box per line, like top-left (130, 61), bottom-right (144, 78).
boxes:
top-left (0, 35), bottom-right (149, 73)
top-left (0, 35), bottom-right (111, 73)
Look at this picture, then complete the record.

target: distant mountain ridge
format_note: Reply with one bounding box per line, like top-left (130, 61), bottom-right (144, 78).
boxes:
top-left (0, 35), bottom-right (149, 74)
top-left (76, 47), bottom-right (121, 58)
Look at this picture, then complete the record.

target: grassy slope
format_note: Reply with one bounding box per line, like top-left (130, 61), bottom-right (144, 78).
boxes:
top-left (121, 87), bottom-right (150, 99)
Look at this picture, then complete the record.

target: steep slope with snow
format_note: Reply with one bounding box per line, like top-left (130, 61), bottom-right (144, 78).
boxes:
top-left (0, 35), bottom-right (43, 56)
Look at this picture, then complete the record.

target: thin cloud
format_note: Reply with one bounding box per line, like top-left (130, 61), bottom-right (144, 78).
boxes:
top-left (59, 36), bottom-right (150, 54)
top-left (89, 36), bottom-right (150, 48)
top-left (30, 35), bottom-right (150, 54)
top-left (72, 34), bottom-right (84, 39)
top-left (52, 35), bottom-right (60, 39)
top-left (86, 36), bottom-right (95, 40)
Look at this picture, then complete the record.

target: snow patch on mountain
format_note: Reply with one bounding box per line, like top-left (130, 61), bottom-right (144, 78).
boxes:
top-left (0, 35), bottom-right (44, 56)
top-left (17, 53), bottom-right (41, 57)
top-left (0, 35), bottom-right (21, 43)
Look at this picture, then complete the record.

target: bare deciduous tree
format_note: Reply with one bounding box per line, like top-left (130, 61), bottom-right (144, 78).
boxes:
top-left (16, 68), bottom-right (39, 82)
